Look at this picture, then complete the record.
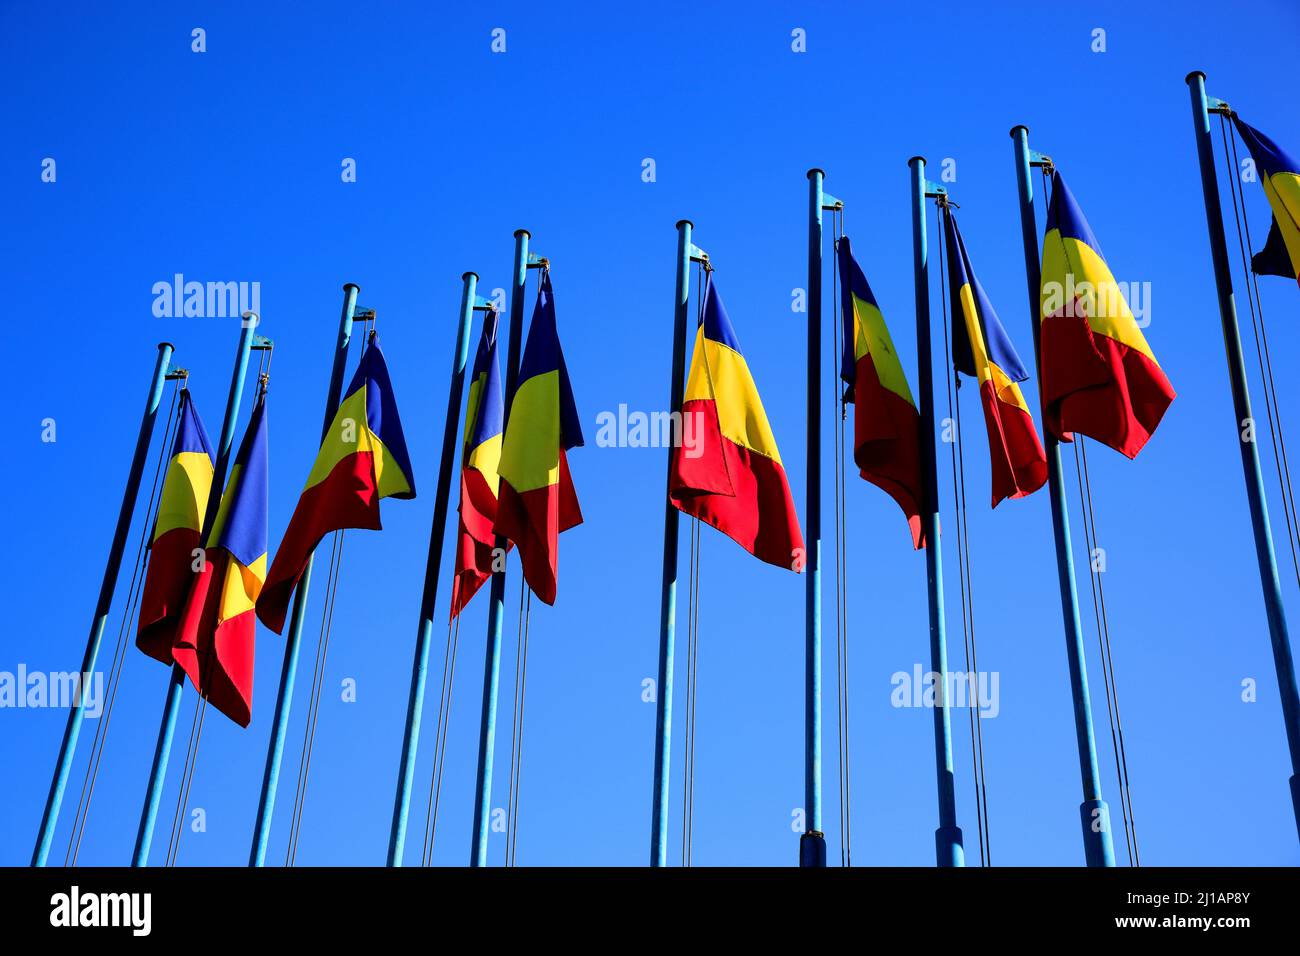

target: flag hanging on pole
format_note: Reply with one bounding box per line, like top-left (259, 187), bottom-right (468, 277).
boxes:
top-left (451, 310), bottom-right (505, 619)
top-left (172, 391), bottom-right (269, 727)
top-left (137, 389), bottom-right (214, 663)
top-left (943, 208), bottom-right (1048, 506)
top-left (1039, 169), bottom-right (1176, 459)
top-left (493, 269), bottom-right (583, 605)
top-left (256, 333), bottom-right (416, 633)
top-left (837, 236), bottom-right (925, 548)
top-left (669, 275), bottom-right (804, 569)
top-left (1232, 116), bottom-right (1300, 286)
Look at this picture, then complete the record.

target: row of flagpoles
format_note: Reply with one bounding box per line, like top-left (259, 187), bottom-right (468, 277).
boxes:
top-left (31, 70), bottom-right (1300, 867)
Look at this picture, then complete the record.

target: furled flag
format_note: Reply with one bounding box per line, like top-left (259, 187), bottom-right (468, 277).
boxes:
top-left (1039, 170), bottom-right (1175, 459)
top-left (137, 390), bottom-right (214, 663)
top-left (1233, 116), bottom-right (1300, 287)
top-left (256, 333), bottom-right (416, 633)
top-left (669, 275), bottom-right (804, 569)
top-left (171, 390), bottom-right (268, 727)
top-left (450, 310), bottom-right (505, 619)
top-left (493, 269), bottom-right (583, 604)
top-left (943, 208), bottom-right (1048, 506)
top-left (837, 236), bottom-right (925, 548)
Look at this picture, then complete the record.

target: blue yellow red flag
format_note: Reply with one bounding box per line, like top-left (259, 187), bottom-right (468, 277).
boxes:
top-left (669, 275), bottom-right (804, 569)
top-left (837, 236), bottom-right (924, 548)
top-left (137, 389), bottom-right (214, 663)
top-left (493, 269), bottom-right (583, 605)
top-left (256, 333), bottom-right (415, 632)
top-left (943, 207), bottom-right (1048, 505)
top-left (1039, 170), bottom-right (1175, 459)
top-left (451, 310), bottom-right (505, 619)
top-left (173, 390), bottom-right (269, 727)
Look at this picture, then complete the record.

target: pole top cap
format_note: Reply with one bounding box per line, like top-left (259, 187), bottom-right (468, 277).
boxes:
top-left (343, 282), bottom-right (360, 293)
top-left (1009, 124), bottom-right (1029, 138)
top-left (462, 271), bottom-right (479, 282)
top-left (157, 341), bottom-right (175, 351)
top-left (907, 155), bottom-right (926, 167)
top-left (1185, 70), bottom-right (1207, 84)
top-left (514, 228), bottom-right (531, 239)
top-left (676, 218), bottom-right (694, 230)
top-left (806, 167), bottom-right (825, 180)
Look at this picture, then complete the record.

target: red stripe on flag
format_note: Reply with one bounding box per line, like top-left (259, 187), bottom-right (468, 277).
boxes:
top-left (137, 527), bottom-right (201, 664)
top-left (977, 380), bottom-right (1048, 507)
top-left (172, 552), bottom-right (257, 728)
top-left (1041, 309), bottom-right (1175, 459)
top-left (670, 397), bottom-right (804, 570)
top-left (450, 468), bottom-right (502, 619)
top-left (494, 450), bottom-right (582, 606)
top-left (850, 358), bottom-right (925, 549)
top-left (256, 451), bottom-right (380, 634)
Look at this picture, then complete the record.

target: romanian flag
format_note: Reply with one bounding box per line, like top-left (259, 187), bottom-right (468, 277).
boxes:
top-left (837, 236), bottom-right (925, 549)
top-left (1233, 117), bottom-right (1300, 287)
top-left (450, 311), bottom-right (505, 619)
top-left (137, 390), bottom-right (214, 664)
top-left (256, 334), bottom-right (416, 633)
top-left (1039, 170), bottom-right (1175, 459)
top-left (943, 208), bottom-right (1048, 506)
top-left (493, 269), bottom-right (583, 605)
top-left (669, 276), bottom-right (804, 569)
top-left (172, 392), bottom-right (268, 727)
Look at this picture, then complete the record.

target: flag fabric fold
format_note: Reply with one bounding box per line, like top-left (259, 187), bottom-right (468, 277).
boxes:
top-left (943, 208), bottom-right (1048, 506)
top-left (172, 391), bottom-right (269, 727)
top-left (137, 390), bottom-right (214, 663)
top-left (1039, 170), bottom-right (1175, 459)
top-left (837, 236), bottom-right (925, 548)
top-left (1233, 116), bottom-right (1300, 286)
top-left (493, 268), bottom-right (583, 605)
top-left (668, 275), bottom-right (804, 569)
top-left (256, 333), bottom-right (416, 633)
top-left (451, 310), bottom-right (505, 619)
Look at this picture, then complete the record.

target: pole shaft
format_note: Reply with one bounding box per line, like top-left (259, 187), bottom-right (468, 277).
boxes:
top-left (249, 284), bottom-right (359, 865)
top-left (1009, 127), bottom-right (1115, 865)
top-left (471, 231), bottom-right (529, 866)
top-left (31, 342), bottom-right (174, 866)
top-left (800, 170), bottom-right (827, 868)
top-left (134, 319), bottom-right (257, 866)
top-left (387, 273), bottom-right (478, 866)
top-left (1184, 76), bottom-right (1300, 839)
top-left (908, 157), bottom-right (965, 867)
top-left (650, 221), bottom-right (692, 866)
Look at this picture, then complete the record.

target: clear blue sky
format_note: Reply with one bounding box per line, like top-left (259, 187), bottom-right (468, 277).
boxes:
top-left (4, 1), bottom-right (1299, 867)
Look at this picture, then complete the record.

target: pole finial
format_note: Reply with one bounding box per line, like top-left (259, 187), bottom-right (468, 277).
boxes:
top-left (513, 228), bottom-right (531, 240)
top-left (462, 271), bottom-right (479, 283)
top-left (1010, 124), bottom-right (1029, 139)
top-left (1186, 70), bottom-right (1207, 85)
top-left (157, 341), bottom-right (175, 352)
top-left (806, 167), bottom-right (825, 180)
top-left (907, 155), bottom-right (926, 168)
top-left (675, 218), bottom-right (694, 230)
top-left (343, 282), bottom-right (360, 294)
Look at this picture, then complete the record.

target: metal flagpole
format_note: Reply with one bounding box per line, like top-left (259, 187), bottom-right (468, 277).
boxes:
top-left (650, 220), bottom-right (707, 866)
top-left (32, 342), bottom-right (180, 866)
top-left (907, 156), bottom-right (965, 867)
top-left (1009, 127), bottom-right (1116, 866)
top-left (388, 272), bottom-right (494, 865)
top-left (1185, 73), bottom-right (1300, 840)
top-left (471, 230), bottom-right (543, 866)
top-left (249, 284), bottom-right (363, 866)
top-left (801, 170), bottom-right (830, 867)
top-left (133, 315), bottom-right (269, 866)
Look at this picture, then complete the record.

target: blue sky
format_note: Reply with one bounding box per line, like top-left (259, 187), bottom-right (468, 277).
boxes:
top-left (4, 1), bottom-right (1300, 867)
